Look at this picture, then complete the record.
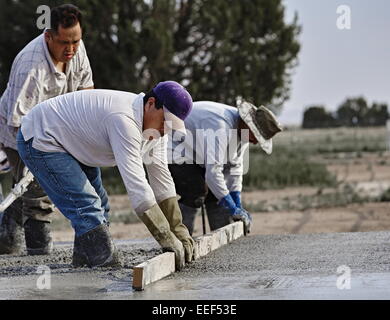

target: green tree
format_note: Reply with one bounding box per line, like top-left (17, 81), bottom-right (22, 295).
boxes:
top-left (336, 97), bottom-right (369, 127)
top-left (170, 0), bottom-right (301, 113)
top-left (77, 0), bottom-right (148, 91)
top-left (335, 97), bottom-right (388, 127)
top-left (0, 0), bottom-right (301, 114)
top-left (364, 103), bottom-right (388, 126)
top-left (302, 106), bottom-right (336, 129)
top-left (0, 0), bottom-right (57, 91)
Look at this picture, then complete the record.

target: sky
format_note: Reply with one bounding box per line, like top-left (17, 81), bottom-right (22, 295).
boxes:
top-left (279, 0), bottom-right (390, 125)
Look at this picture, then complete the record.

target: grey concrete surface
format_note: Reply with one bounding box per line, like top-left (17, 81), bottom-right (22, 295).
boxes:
top-left (1, 231), bottom-right (390, 299)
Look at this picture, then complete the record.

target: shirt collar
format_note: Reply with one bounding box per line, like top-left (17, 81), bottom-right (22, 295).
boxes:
top-left (41, 33), bottom-right (57, 74)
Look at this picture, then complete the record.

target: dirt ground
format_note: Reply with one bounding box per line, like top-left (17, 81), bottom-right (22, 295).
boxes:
top-left (51, 198), bottom-right (390, 242)
top-left (47, 151), bottom-right (390, 242)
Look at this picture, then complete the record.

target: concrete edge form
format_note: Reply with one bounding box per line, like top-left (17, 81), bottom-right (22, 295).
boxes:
top-left (132, 252), bottom-right (175, 291)
top-left (132, 221), bottom-right (244, 290)
top-left (194, 221), bottom-right (244, 259)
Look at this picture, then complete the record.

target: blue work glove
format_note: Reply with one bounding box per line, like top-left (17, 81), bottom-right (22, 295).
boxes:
top-left (229, 191), bottom-right (242, 208)
top-left (218, 194), bottom-right (238, 215)
top-left (218, 194), bottom-right (252, 235)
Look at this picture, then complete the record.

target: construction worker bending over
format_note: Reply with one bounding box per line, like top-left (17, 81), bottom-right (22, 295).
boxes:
top-left (0, 4), bottom-right (94, 256)
top-left (168, 98), bottom-right (282, 235)
top-left (17, 81), bottom-right (194, 269)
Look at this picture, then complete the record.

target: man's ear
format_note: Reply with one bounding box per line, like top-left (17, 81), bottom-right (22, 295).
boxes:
top-left (44, 31), bottom-right (52, 42)
top-left (146, 97), bottom-right (156, 110)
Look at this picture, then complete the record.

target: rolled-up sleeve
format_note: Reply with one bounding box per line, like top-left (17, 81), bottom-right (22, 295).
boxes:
top-left (106, 114), bottom-right (156, 214)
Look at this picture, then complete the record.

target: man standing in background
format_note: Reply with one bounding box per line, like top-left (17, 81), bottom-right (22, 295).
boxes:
top-left (0, 4), bottom-right (94, 256)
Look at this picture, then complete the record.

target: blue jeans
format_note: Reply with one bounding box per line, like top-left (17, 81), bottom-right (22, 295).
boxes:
top-left (17, 131), bottom-right (110, 237)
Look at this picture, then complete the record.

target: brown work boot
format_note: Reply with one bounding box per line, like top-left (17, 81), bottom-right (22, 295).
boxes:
top-left (72, 234), bottom-right (88, 267)
top-left (0, 207), bottom-right (24, 255)
top-left (24, 219), bottom-right (53, 255)
top-left (72, 224), bottom-right (122, 268)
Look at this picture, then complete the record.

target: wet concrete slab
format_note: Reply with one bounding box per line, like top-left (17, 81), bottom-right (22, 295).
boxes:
top-left (0, 238), bottom-right (162, 300)
top-left (1, 231), bottom-right (390, 299)
top-left (1, 268), bottom-right (389, 300)
top-left (141, 271), bottom-right (390, 300)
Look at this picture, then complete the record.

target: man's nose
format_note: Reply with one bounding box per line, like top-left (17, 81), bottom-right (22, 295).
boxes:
top-left (66, 44), bottom-right (75, 53)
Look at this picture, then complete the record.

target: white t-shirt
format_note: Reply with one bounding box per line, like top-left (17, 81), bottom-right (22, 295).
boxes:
top-left (21, 89), bottom-right (176, 214)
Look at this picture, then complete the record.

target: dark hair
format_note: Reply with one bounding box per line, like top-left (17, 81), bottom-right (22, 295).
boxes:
top-left (50, 4), bottom-right (82, 33)
top-left (143, 90), bottom-right (164, 109)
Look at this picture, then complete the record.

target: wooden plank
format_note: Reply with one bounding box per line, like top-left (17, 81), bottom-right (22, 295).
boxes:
top-left (194, 235), bottom-right (212, 259)
top-left (132, 252), bottom-right (175, 291)
top-left (220, 221), bottom-right (244, 242)
top-left (194, 221), bottom-right (244, 260)
top-left (230, 221), bottom-right (245, 241)
top-left (132, 222), bottom-right (244, 290)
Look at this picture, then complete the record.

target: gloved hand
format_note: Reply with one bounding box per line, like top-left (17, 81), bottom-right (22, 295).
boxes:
top-left (218, 194), bottom-right (238, 215)
top-left (229, 191), bottom-right (242, 208)
top-left (231, 208), bottom-right (252, 235)
top-left (218, 194), bottom-right (252, 235)
top-left (159, 197), bottom-right (196, 263)
top-left (138, 204), bottom-right (185, 270)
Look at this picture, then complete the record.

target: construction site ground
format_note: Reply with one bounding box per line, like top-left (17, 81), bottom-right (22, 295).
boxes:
top-left (1, 231), bottom-right (389, 300)
top-left (1, 150), bottom-right (390, 300)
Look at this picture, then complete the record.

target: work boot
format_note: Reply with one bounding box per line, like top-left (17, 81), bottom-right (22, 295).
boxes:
top-left (72, 235), bottom-right (87, 267)
top-left (0, 204), bottom-right (24, 255)
top-left (138, 204), bottom-right (185, 270)
top-left (178, 203), bottom-right (199, 236)
top-left (24, 219), bottom-right (53, 255)
top-left (72, 223), bottom-right (121, 268)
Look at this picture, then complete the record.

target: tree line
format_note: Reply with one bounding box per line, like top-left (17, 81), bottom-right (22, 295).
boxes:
top-left (302, 97), bottom-right (389, 129)
top-left (0, 0), bottom-right (301, 113)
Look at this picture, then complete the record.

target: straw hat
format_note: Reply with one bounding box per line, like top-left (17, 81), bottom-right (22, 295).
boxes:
top-left (236, 97), bottom-right (283, 154)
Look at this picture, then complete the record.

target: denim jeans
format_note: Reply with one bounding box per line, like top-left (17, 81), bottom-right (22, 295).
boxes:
top-left (17, 131), bottom-right (110, 237)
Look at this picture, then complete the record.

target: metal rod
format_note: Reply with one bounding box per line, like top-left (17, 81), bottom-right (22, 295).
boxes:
top-left (201, 203), bottom-right (206, 235)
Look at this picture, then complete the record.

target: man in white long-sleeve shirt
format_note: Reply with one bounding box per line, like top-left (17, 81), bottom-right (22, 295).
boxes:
top-left (168, 98), bottom-right (282, 235)
top-left (17, 81), bottom-right (194, 269)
